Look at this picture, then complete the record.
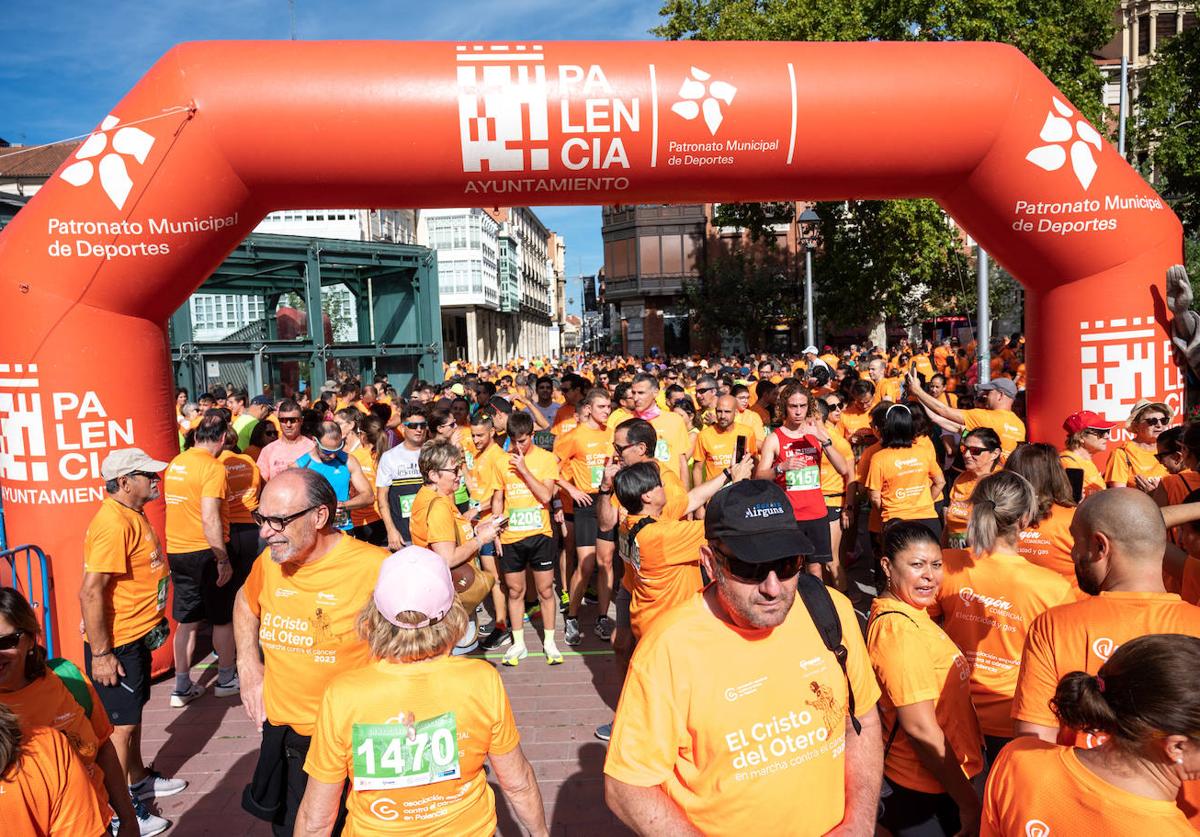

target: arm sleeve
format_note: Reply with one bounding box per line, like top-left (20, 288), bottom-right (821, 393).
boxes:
top-left (426, 498), bottom-right (459, 544)
top-left (374, 454), bottom-right (392, 489)
top-left (868, 614), bottom-right (939, 708)
top-left (82, 514), bottom-right (130, 575)
top-left (242, 556), bottom-right (264, 617)
top-left (202, 461), bottom-right (228, 499)
top-left (304, 683), bottom-right (349, 783)
top-left (1011, 613), bottom-right (1061, 727)
top-left (604, 647), bottom-right (686, 786)
top-left (961, 409), bottom-right (982, 431)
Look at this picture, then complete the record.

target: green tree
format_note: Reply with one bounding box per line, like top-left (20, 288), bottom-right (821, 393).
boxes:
top-left (683, 249), bottom-right (802, 350)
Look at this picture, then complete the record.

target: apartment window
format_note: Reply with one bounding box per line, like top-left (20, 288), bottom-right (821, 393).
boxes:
top-left (661, 234), bottom-right (683, 274)
top-left (639, 235), bottom-right (662, 276)
top-left (683, 233), bottom-right (702, 274)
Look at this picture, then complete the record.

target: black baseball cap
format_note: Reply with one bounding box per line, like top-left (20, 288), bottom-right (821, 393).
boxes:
top-left (250, 395), bottom-right (273, 407)
top-left (704, 480), bottom-right (813, 562)
top-left (487, 396), bottom-right (514, 415)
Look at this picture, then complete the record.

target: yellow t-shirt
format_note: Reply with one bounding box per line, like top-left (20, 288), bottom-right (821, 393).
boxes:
top-left (962, 409), bottom-right (1026, 456)
top-left (242, 534), bottom-right (389, 735)
top-left (735, 408), bottom-right (766, 446)
top-left (982, 737), bottom-right (1195, 837)
top-left (868, 596), bottom-right (983, 794)
top-left (1103, 441), bottom-right (1168, 487)
top-left (489, 446), bottom-right (559, 544)
top-left (605, 589), bottom-right (880, 835)
top-left (0, 726), bottom-right (107, 837)
top-left (865, 444), bottom-right (943, 522)
top-left (819, 421), bottom-right (854, 507)
top-left (464, 442), bottom-right (504, 512)
top-left (82, 497), bottom-right (169, 647)
top-left (692, 424), bottom-right (755, 482)
top-left (410, 486), bottom-right (473, 548)
top-left (305, 656), bottom-right (520, 836)
top-left (937, 548), bottom-right (1077, 737)
top-left (163, 445), bottom-right (228, 553)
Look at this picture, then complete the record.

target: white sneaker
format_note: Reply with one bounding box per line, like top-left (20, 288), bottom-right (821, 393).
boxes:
top-left (111, 794), bottom-right (170, 837)
top-left (130, 769), bottom-right (188, 800)
top-left (169, 682), bottom-right (203, 708)
top-left (213, 675), bottom-right (240, 698)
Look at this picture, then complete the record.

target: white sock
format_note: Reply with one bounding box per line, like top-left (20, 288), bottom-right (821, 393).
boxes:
top-left (510, 628), bottom-right (526, 652)
top-left (543, 630), bottom-right (560, 656)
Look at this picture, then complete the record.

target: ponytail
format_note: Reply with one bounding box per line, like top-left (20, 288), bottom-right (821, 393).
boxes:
top-left (966, 470), bottom-right (1036, 553)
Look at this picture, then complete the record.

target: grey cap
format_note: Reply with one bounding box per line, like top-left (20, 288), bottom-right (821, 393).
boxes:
top-left (978, 378), bottom-right (1017, 399)
top-left (100, 447), bottom-right (169, 480)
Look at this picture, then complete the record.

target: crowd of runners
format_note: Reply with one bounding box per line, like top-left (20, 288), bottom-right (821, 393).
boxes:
top-left (4, 334), bottom-right (1200, 836)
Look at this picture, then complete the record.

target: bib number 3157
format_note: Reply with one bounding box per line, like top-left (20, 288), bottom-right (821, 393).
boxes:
top-left (352, 712), bottom-right (460, 791)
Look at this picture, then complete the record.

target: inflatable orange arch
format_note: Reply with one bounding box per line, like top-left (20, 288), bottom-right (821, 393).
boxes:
top-left (0, 41), bottom-right (1184, 663)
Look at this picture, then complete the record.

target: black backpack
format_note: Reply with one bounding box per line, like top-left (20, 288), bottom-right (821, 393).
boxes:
top-left (795, 574), bottom-right (862, 735)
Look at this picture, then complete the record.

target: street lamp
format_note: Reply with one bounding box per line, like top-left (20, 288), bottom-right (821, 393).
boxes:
top-left (798, 207), bottom-right (821, 350)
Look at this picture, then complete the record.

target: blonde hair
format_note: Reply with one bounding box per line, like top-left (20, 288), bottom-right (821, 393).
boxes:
top-left (418, 438), bottom-right (464, 483)
top-left (967, 471), bottom-right (1037, 553)
top-left (357, 596), bottom-right (467, 663)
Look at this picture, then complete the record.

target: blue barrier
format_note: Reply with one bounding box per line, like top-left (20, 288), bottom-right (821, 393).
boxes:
top-left (0, 545), bottom-right (54, 658)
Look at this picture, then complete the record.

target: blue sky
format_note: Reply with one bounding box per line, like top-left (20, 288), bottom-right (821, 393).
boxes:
top-left (1, 0), bottom-right (665, 314)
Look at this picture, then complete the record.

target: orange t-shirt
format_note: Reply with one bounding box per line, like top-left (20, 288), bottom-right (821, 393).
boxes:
top-left (937, 549), bottom-right (1077, 737)
top-left (605, 589), bottom-right (880, 835)
top-left (870, 377), bottom-right (903, 406)
top-left (837, 406), bottom-right (874, 444)
top-left (82, 497), bottom-right (169, 647)
top-left (962, 409), bottom-right (1025, 455)
top-left (489, 446), bottom-right (559, 544)
top-left (410, 486), bottom-right (473, 549)
top-left (625, 518), bottom-right (705, 639)
top-left (219, 449), bottom-right (261, 527)
top-left (556, 423), bottom-right (613, 492)
top-left (735, 408), bottom-right (766, 446)
top-left (464, 442), bottom-right (504, 512)
top-left (348, 443), bottom-right (382, 526)
top-left (550, 402), bottom-right (576, 430)
top-left (692, 424), bottom-right (755, 482)
top-left (857, 442), bottom-right (884, 534)
top-left (866, 444), bottom-right (943, 522)
top-left (647, 410), bottom-right (692, 477)
top-left (1161, 469), bottom-right (1200, 506)
top-left (1013, 591), bottom-right (1200, 731)
top-left (1059, 448), bottom-right (1106, 498)
top-left (943, 472), bottom-right (981, 548)
top-left (1103, 441), bottom-right (1167, 487)
top-left (3, 672), bottom-right (113, 812)
top-left (982, 737), bottom-right (1195, 837)
top-left (163, 445), bottom-right (228, 553)
top-left (1017, 503), bottom-right (1077, 583)
top-left (305, 656), bottom-right (520, 836)
top-left (820, 421), bottom-right (854, 507)
top-left (868, 596), bottom-right (982, 794)
top-left (242, 533), bottom-right (389, 735)
top-left (0, 726), bottom-right (107, 837)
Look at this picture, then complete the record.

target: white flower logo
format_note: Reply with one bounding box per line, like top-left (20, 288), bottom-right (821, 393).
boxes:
top-left (1025, 97), bottom-right (1103, 190)
top-left (671, 67), bottom-right (737, 136)
top-left (59, 115), bottom-right (155, 210)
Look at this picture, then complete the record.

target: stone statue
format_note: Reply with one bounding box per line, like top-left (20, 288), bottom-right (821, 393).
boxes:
top-left (1167, 264), bottom-right (1200, 377)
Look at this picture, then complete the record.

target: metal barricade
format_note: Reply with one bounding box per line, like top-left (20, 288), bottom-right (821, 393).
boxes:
top-left (0, 545), bottom-right (54, 658)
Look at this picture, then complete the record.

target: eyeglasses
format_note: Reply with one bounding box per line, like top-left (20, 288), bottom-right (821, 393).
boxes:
top-left (253, 504), bottom-right (322, 532)
top-left (435, 466), bottom-right (462, 476)
top-left (0, 631), bottom-right (24, 651)
top-left (1141, 416), bottom-right (1169, 427)
top-left (439, 422), bottom-right (457, 430)
top-left (696, 387), bottom-right (715, 395)
top-left (278, 416), bottom-right (301, 424)
top-left (960, 445), bottom-right (994, 456)
top-left (714, 543), bottom-right (803, 583)
top-left (404, 421), bottom-right (428, 430)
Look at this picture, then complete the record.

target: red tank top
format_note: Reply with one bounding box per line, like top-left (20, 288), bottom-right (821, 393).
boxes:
top-left (772, 427), bottom-right (826, 521)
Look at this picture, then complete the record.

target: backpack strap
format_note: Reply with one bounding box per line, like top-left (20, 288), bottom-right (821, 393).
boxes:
top-left (619, 516), bottom-right (657, 571)
top-left (795, 574), bottom-right (860, 735)
top-left (867, 608), bottom-right (921, 758)
top-left (48, 657), bottom-right (93, 719)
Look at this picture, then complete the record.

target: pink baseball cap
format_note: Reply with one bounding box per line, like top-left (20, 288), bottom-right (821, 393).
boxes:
top-left (373, 546), bottom-right (455, 629)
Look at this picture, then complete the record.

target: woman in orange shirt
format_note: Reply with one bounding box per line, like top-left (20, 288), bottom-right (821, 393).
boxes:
top-left (1105, 399), bottom-right (1171, 490)
top-left (1152, 424), bottom-right (1200, 509)
top-left (869, 522), bottom-right (984, 836)
top-left (1005, 443), bottom-right (1078, 582)
top-left (1059, 410), bottom-right (1114, 499)
top-left (295, 547), bottom-right (549, 837)
top-left (983, 634), bottom-right (1200, 836)
top-left (943, 428), bottom-right (1001, 549)
top-left (866, 404), bottom-right (946, 540)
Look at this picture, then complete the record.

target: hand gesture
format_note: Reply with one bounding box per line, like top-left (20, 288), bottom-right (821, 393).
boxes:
top-left (731, 453), bottom-right (755, 482)
top-left (600, 460), bottom-right (621, 491)
top-left (90, 651), bottom-right (124, 688)
top-left (475, 518), bottom-right (501, 543)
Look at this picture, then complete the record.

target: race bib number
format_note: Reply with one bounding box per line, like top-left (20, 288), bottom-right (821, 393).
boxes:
top-left (352, 713), bottom-right (461, 791)
top-left (464, 452), bottom-right (475, 470)
top-left (533, 430), bottom-right (556, 451)
top-left (399, 494), bottom-right (416, 519)
top-left (654, 439), bottom-right (670, 462)
top-left (589, 464), bottom-right (605, 489)
top-left (509, 507), bottom-right (542, 532)
top-left (155, 577), bottom-right (168, 612)
top-left (785, 466), bottom-right (821, 491)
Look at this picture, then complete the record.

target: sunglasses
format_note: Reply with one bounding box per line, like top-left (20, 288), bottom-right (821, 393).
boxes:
top-left (1083, 428), bottom-right (1109, 437)
top-left (1156, 451), bottom-right (1181, 463)
top-left (960, 445), bottom-right (994, 456)
top-left (714, 544), bottom-right (803, 583)
top-left (253, 503), bottom-right (322, 532)
top-left (825, 400), bottom-right (844, 409)
top-left (1141, 416), bottom-right (1169, 427)
top-left (278, 416), bottom-right (301, 424)
top-left (128, 471), bottom-right (161, 481)
top-left (696, 387), bottom-right (715, 395)
top-left (0, 630), bottom-right (25, 651)
top-left (317, 442), bottom-right (344, 454)
top-left (405, 421), bottom-right (428, 430)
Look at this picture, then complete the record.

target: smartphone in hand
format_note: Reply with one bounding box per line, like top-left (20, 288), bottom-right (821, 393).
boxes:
top-left (735, 434), bottom-right (747, 463)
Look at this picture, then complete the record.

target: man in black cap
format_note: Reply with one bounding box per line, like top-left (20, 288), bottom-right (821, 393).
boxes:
top-left (604, 480), bottom-right (882, 835)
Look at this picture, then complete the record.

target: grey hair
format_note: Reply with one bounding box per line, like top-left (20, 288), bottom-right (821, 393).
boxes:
top-left (105, 478), bottom-right (121, 494)
top-left (291, 467), bottom-right (338, 528)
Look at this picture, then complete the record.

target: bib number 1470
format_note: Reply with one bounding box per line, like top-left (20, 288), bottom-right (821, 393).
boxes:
top-left (351, 712), bottom-right (460, 790)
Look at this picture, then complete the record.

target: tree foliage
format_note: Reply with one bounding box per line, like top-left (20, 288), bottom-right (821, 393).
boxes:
top-left (655, 0), bottom-right (1119, 333)
top-left (683, 249), bottom-right (802, 350)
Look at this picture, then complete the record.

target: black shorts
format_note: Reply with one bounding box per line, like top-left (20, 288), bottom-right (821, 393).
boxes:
top-left (85, 634), bottom-right (152, 725)
top-left (878, 776), bottom-right (961, 836)
top-left (352, 519), bottom-right (388, 547)
top-left (796, 517), bottom-right (833, 564)
top-left (169, 549), bottom-right (236, 625)
top-left (825, 504), bottom-right (842, 523)
top-left (500, 534), bottom-right (556, 574)
top-left (228, 522), bottom-right (262, 583)
top-left (597, 525), bottom-right (616, 543)
top-left (573, 499), bottom-right (601, 547)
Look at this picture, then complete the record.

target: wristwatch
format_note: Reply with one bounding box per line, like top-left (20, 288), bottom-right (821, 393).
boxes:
top-left (820, 438), bottom-right (833, 448)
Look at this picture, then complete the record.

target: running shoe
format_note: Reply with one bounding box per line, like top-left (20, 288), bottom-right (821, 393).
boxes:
top-left (480, 626), bottom-right (512, 651)
top-left (169, 681), bottom-right (203, 708)
top-left (130, 769), bottom-right (187, 800)
top-left (582, 587), bottom-right (599, 606)
top-left (111, 793), bottom-right (170, 837)
top-left (559, 589), bottom-right (570, 613)
top-left (594, 615), bottom-right (614, 642)
top-left (523, 601), bottom-right (540, 622)
top-left (214, 675), bottom-right (240, 698)
top-left (501, 646), bottom-right (528, 667)
top-left (545, 648), bottom-right (564, 665)
top-left (564, 617), bottom-right (582, 647)
top-left (595, 722), bottom-right (612, 742)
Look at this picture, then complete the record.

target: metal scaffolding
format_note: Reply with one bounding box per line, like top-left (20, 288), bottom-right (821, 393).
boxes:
top-left (170, 233), bottom-right (442, 396)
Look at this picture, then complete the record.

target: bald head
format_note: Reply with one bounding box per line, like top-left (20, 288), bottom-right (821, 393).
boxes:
top-left (715, 394), bottom-right (737, 430)
top-left (1075, 488), bottom-right (1165, 561)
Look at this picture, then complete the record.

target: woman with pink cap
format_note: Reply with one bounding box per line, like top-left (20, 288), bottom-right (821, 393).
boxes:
top-left (294, 546), bottom-right (549, 836)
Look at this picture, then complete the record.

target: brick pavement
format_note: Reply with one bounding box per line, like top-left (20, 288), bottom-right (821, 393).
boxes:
top-left (140, 620), bottom-right (631, 837)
